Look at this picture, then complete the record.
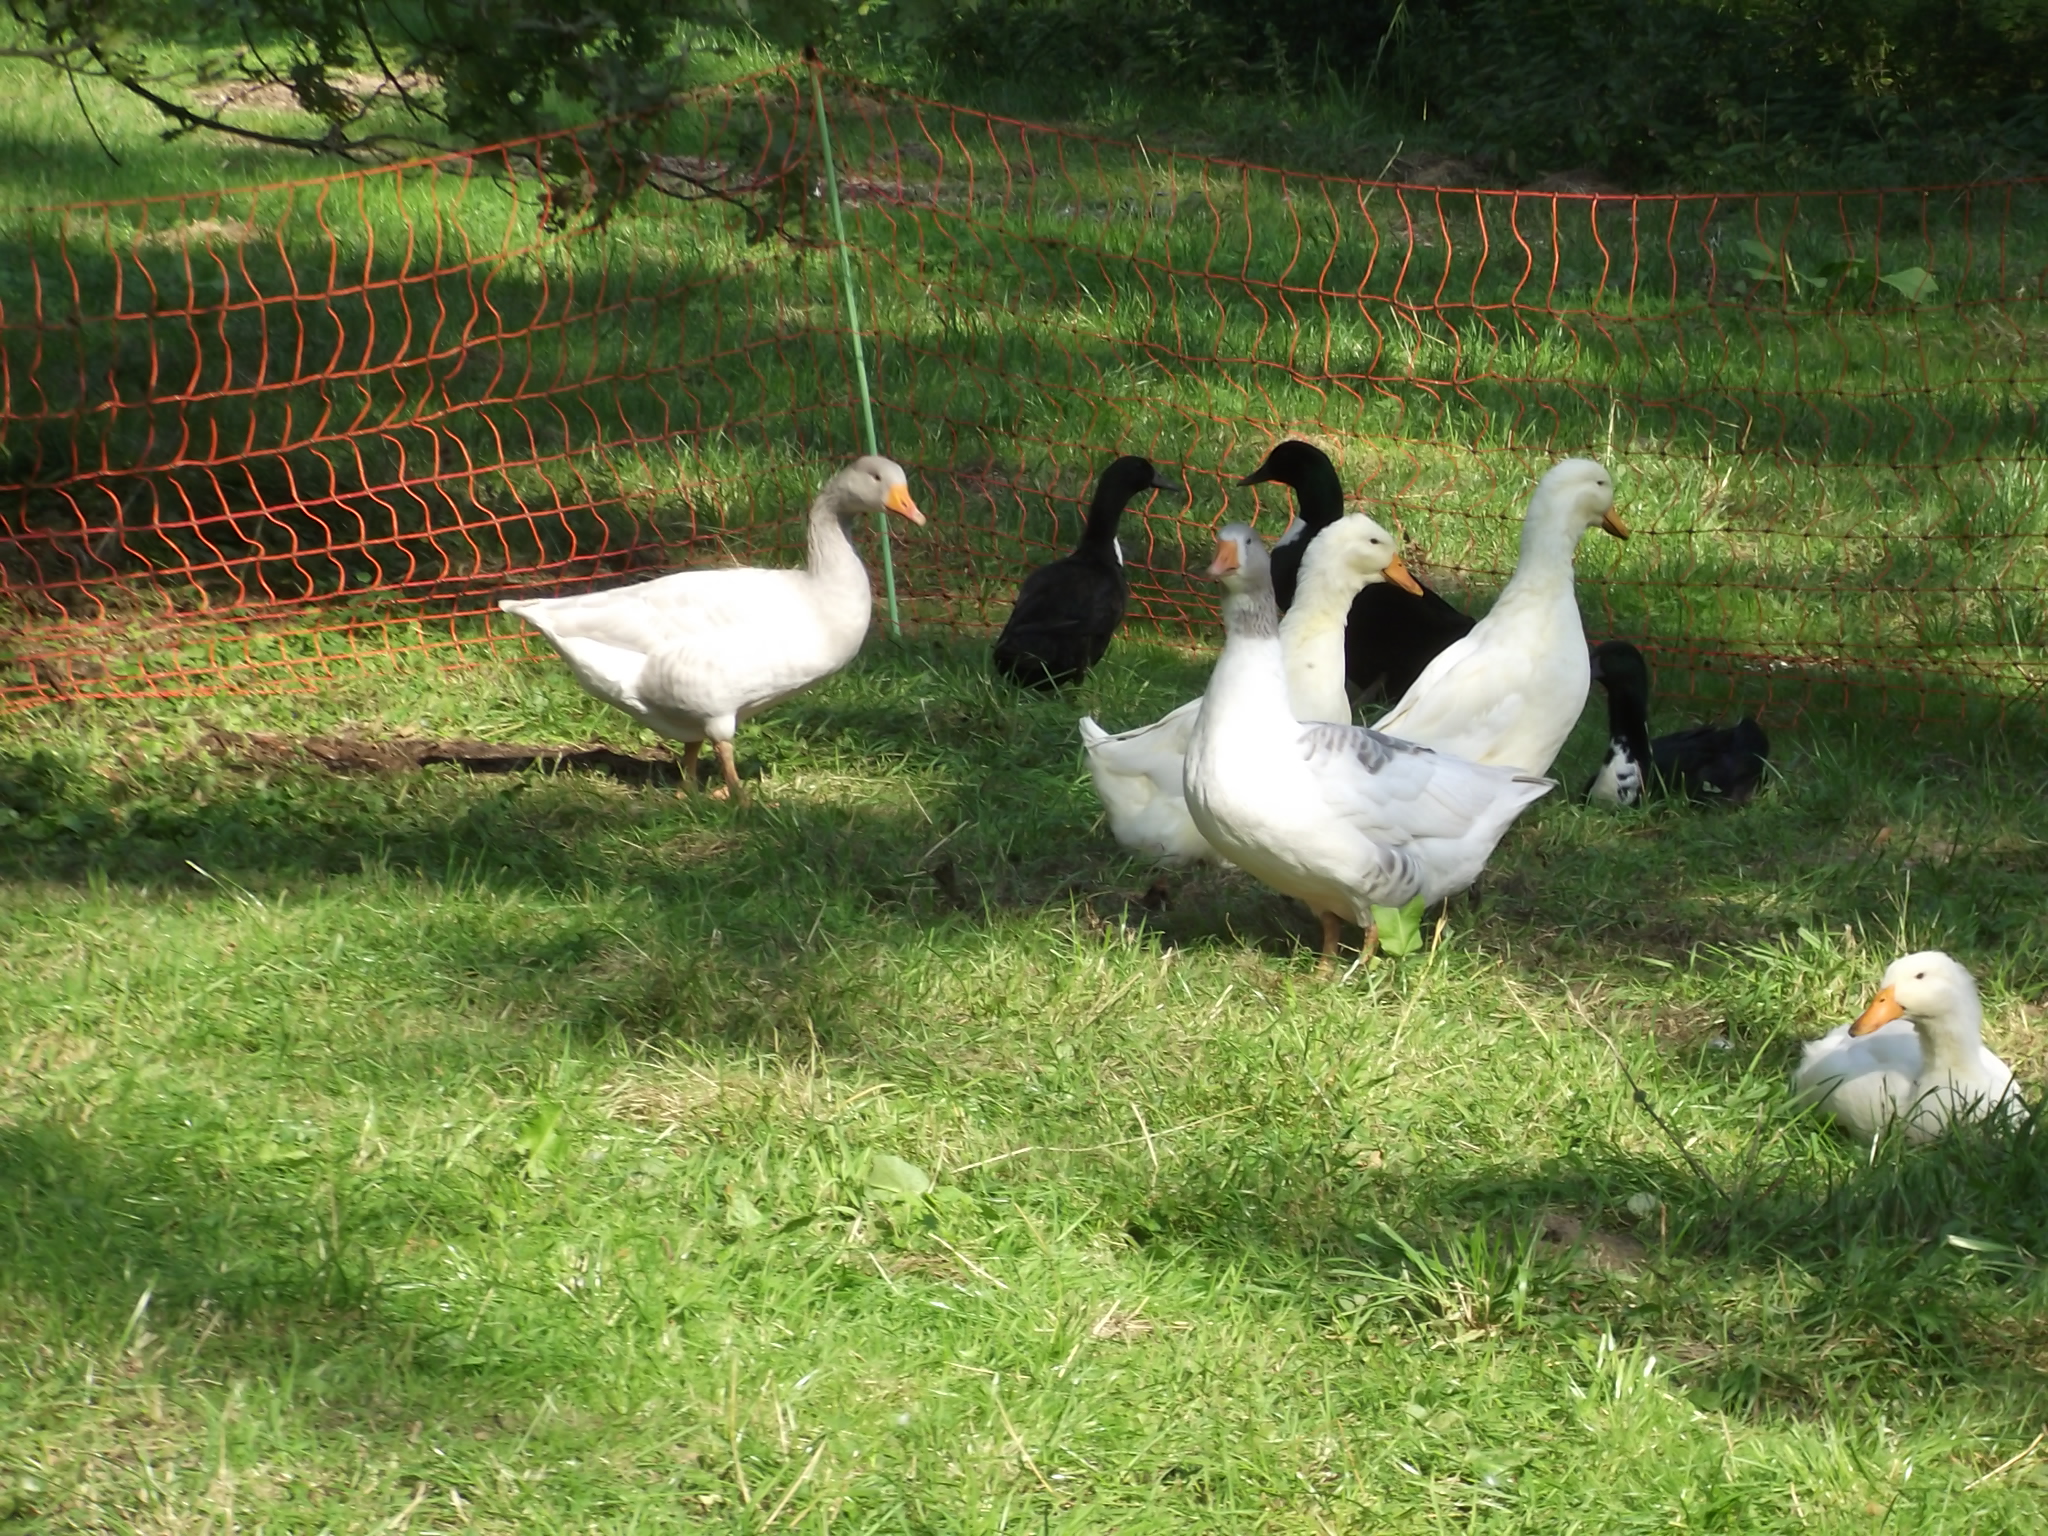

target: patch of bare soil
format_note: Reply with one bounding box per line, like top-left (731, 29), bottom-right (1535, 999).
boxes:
top-left (197, 726), bottom-right (683, 785)
top-left (188, 70), bottom-right (436, 118)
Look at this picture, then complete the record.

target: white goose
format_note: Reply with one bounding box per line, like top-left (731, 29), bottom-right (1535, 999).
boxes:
top-left (1373, 458), bottom-right (1626, 775)
top-left (499, 455), bottom-right (924, 798)
top-left (1183, 524), bottom-right (1554, 967)
top-left (1078, 513), bottom-right (1423, 863)
top-left (1794, 951), bottom-right (2027, 1144)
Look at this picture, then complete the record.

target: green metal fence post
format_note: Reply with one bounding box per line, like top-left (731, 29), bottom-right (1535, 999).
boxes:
top-left (808, 57), bottom-right (900, 637)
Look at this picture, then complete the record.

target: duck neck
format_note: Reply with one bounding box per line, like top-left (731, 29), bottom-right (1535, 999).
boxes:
top-left (1213, 586), bottom-right (1287, 699)
top-left (1498, 506), bottom-right (1588, 609)
top-left (1287, 462), bottom-right (1345, 533)
top-left (1286, 552), bottom-right (1363, 627)
top-left (1916, 1005), bottom-right (1985, 1082)
top-left (806, 497), bottom-right (868, 593)
top-left (1080, 483), bottom-right (1129, 553)
top-left (1603, 681), bottom-right (1653, 767)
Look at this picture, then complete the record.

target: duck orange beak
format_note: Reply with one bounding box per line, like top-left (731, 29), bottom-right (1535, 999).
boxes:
top-left (1383, 554), bottom-right (1425, 596)
top-left (884, 483), bottom-right (926, 525)
top-left (1848, 984), bottom-right (1905, 1037)
top-left (1206, 540), bottom-right (1240, 578)
top-left (1601, 508), bottom-right (1630, 540)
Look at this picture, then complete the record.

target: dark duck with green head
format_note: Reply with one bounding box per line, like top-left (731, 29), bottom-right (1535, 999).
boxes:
top-left (992, 455), bottom-right (1181, 690)
top-left (1239, 440), bottom-right (1475, 706)
top-left (1586, 640), bottom-right (1770, 806)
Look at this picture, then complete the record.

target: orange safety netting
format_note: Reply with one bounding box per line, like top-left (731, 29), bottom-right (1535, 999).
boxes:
top-left (3, 66), bottom-right (2045, 723)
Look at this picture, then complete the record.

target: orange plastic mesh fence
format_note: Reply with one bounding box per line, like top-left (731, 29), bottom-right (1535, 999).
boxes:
top-left (4, 66), bottom-right (2044, 724)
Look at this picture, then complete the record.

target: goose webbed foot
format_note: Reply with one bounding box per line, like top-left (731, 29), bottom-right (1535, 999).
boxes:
top-left (1317, 910), bottom-right (1344, 975)
top-left (711, 739), bottom-right (743, 802)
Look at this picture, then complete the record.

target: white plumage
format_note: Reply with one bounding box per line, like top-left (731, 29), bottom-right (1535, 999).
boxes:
top-left (1373, 458), bottom-right (1626, 775)
top-left (1793, 950), bottom-right (2027, 1144)
top-left (1182, 524), bottom-right (1553, 965)
top-left (498, 455), bottom-right (924, 797)
top-left (1078, 513), bottom-right (1419, 864)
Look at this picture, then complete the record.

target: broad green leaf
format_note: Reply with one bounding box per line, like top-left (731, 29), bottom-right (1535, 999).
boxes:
top-left (515, 1102), bottom-right (565, 1176)
top-left (1373, 896), bottom-right (1428, 957)
top-left (1879, 266), bottom-right (1937, 301)
top-left (724, 1186), bottom-right (768, 1230)
top-left (866, 1152), bottom-right (935, 1199)
top-left (1737, 238), bottom-right (1781, 268)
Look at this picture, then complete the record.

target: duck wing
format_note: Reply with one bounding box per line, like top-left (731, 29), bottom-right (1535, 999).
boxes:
top-left (1299, 727), bottom-right (1511, 833)
top-left (1652, 717), bottom-right (1769, 804)
top-left (1372, 632), bottom-right (1546, 766)
top-left (993, 556), bottom-right (1128, 688)
top-left (1341, 582), bottom-right (1476, 702)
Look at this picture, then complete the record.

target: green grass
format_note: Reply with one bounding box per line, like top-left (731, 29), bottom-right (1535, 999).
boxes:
top-left (4, 49), bottom-right (2044, 723)
top-left (5, 37), bottom-right (2048, 1532)
top-left (5, 636), bottom-right (2048, 1532)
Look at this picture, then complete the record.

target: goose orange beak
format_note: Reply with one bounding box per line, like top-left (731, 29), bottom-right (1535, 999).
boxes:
top-left (1383, 554), bottom-right (1425, 596)
top-left (1206, 540), bottom-right (1240, 578)
top-left (1601, 508), bottom-right (1630, 540)
top-left (884, 483), bottom-right (926, 525)
top-left (1849, 984), bottom-right (1905, 1037)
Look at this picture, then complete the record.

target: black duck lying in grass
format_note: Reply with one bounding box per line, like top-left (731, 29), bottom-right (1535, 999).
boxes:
top-left (1585, 640), bottom-right (1770, 806)
top-left (991, 455), bottom-right (1181, 690)
top-left (1240, 438), bottom-right (1476, 706)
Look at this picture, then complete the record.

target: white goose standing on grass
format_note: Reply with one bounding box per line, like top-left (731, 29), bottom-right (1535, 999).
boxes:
top-left (1078, 513), bottom-right (1425, 864)
top-left (1794, 951), bottom-right (2028, 1144)
top-left (1373, 458), bottom-right (1626, 775)
top-left (1182, 524), bottom-right (1554, 968)
top-left (498, 455), bottom-right (925, 800)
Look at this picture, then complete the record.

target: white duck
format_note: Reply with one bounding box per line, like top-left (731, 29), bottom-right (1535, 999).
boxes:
top-left (1794, 951), bottom-right (2027, 1144)
top-left (1078, 513), bottom-right (1423, 863)
top-left (1373, 458), bottom-right (1626, 775)
top-left (1183, 524), bottom-right (1554, 967)
top-left (498, 455), bottom-right (924, 798)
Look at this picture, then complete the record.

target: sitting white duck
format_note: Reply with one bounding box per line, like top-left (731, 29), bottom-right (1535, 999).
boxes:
top-left (1794, 950), bottom-right (2028, 1144)
top-left (1183, 524), bottom-right (1554, 968)
top-left (499, 455), bottom-right (924, 798)
top-left (1078, 513), bottom-right (1423, 864)
top-left (1373, 458), bottom-right (1626, 775)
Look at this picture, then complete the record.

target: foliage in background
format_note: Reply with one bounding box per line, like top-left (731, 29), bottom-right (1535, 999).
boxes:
top-left (0, 0), bottom-right (931, 156)
top-left (930, 0), bottom-right (2048, 184)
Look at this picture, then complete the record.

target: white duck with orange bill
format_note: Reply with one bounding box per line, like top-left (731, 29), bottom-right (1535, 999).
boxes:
top-left (1794, 950), bottom-right (2027, 1144)
top-left (499, 455), bottom-right (924, 799)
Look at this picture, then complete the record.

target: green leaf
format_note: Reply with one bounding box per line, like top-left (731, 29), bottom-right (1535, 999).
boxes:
top-left (1737, 238), bottom-right (1781, 268)
top-left (724, 1186), bottom-right (769, 1230)
top-left (1372, 896), bottom-right (1428, 958)
top-left (515, 1102), bottom-right (565, 1177)
top-left (866, 1153), bottom-right (935, 1200)
top-left (1943, 1233), bottom-right (2014, 1253)
top-left (1878, 266), bottom-right (1937, 301)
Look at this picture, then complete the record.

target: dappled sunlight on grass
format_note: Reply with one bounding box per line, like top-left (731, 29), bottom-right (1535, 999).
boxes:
top-left (5, 636), bottom-right (2048, 1528)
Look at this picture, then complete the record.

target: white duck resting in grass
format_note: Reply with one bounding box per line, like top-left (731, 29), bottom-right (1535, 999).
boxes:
top-left (498, 455), bottom-right (924, 799)
top-left (1183, 524), bottom-right (1554, 969)
top-left (1374, 458), bottom-right (1626, 775)
top-left (1793, 951), bottom-right (2028, 1145)
top-left (1078, 512), bottom-right (1424, 864)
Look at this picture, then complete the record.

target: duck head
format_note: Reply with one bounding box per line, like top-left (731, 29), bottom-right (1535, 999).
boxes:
top-left (1238, 440), bottom-right (1343, 526)
top-left (833, 455), bottom-right (926, 525)
top-left (1589, 640), bottom-right (1652, 705)
top-left (1095, 455), bottom-right (1183, 504)
top-left (1532, 457), bottom-right (1626, 542)
top-left (1850, 950), bottom-right (1982, 1043)
top-left (1299, 512), bottom-right (1425, 596)
top-left (1205, 522), bottom-right (1272, 590)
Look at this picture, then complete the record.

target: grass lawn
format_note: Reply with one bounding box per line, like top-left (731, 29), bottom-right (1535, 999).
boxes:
top-left (5, 31), bottom-right (2048, 1534)
top-left (5, 633), bottom-right (2048, 1533)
